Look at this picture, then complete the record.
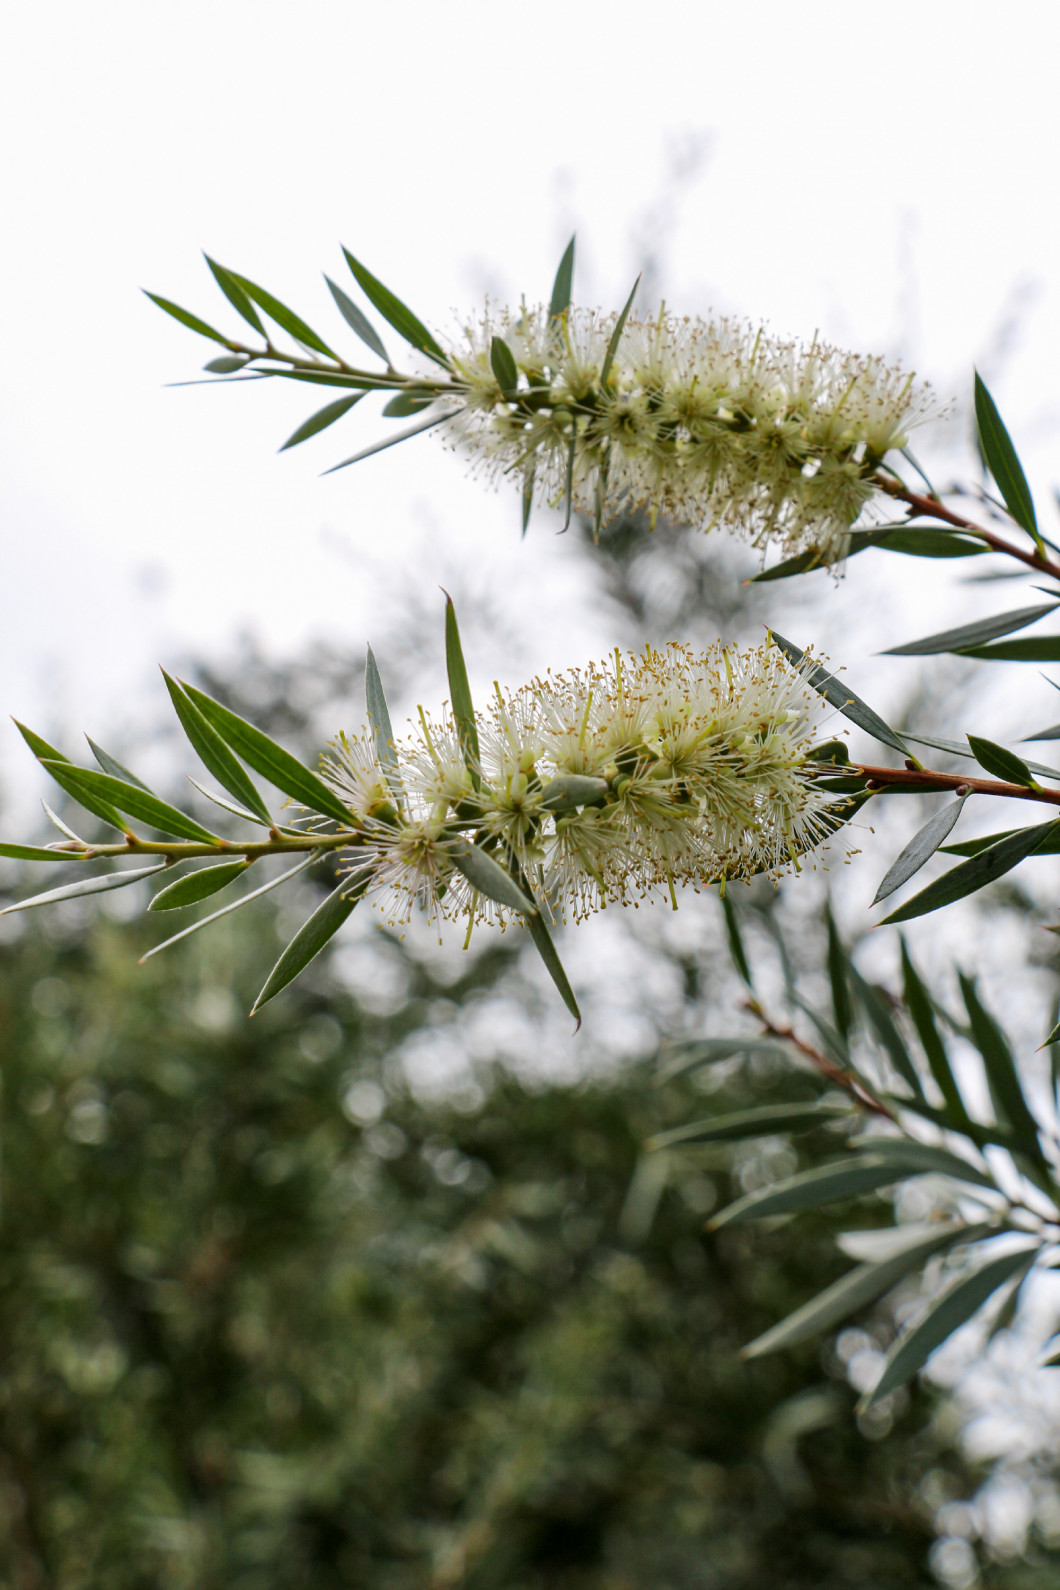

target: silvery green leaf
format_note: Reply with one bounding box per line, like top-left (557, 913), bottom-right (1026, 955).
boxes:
top-left (743, 1222), bottom-right (992, 1360)
top-left (365, 645), bottom-right (403, 808)
top-left (548, 235), bottom-right (576, 320)
top-left (324, 276), bottom-right (390, 364)
top-left (322, 412), bottom-right (451, 475)
top-left (0, 842), bottom-right (90, 863)
top-left (139, 851), bottom-right (320, 963)
top-left (883, 601), bottom-right (1057, 657)
top-left (1, 863), bottom-right (167, 913)
top-left (448, 840), bottom-right (536, 916)
top-left (251, 868), bottom-right (371, 1013)
top-left (42, 800), bottom-right (87, 843)
top-left (649, 1101), bottom-right (851, 1150)
top-left (148, 860), bottom-right (252, 911)
top-left (872, 794), bottom-right (970, 905)
top-left (708, 1156), bottom-right (911, 1229)
top-left (769, 634), bottom-right (913, 759)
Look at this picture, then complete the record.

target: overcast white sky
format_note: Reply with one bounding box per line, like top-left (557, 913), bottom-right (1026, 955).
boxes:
top-left (3, 0), bottom-right (1060, 897)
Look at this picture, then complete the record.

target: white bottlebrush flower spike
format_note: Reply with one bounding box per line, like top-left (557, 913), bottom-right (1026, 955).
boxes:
top-left (443, 303), bottom-right (939, 562)
top-left (321, 642), bottom-right (851, 932)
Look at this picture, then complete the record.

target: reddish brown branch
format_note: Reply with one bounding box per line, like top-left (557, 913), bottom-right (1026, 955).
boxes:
top-left (874, 477), bottom-right (1060, 582)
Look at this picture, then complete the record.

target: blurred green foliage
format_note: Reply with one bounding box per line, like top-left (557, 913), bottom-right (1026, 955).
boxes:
top-left (0, 893), bottom-right (1030, 1590)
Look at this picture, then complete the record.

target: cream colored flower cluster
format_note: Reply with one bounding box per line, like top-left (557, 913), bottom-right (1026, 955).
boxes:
top-left (442, 303), bottom-right (938, 561)
top-left (322, 643), bottom-right (846, 933)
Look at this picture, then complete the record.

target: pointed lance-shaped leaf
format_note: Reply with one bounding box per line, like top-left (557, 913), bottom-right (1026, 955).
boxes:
top-left (959, 973), bottom-right (1045, 1162)
top-left (849, 968), bottom-right (925, 1100)
top-left (883, 601), bottom-right (1057, 657)
top-left (900, 941), bottom-right (970, 1123)
top-left (967, 735), bottom-right (1040, 789)
top-left (600, 273), bottom-right (641, 386)
top-left (722, 892), bottom-right (754, 989)
top-left (322, 411), bottom-right (452, 475)
top-left (768, 633), bottom-right (915, 760)
top-left (825, 904), bottom-right (853, 1043)
top-left (0, 842), bottom-right (90, 863)
top-left (649, 1101), bottom-right (852, 1151)
top-left (203, 255), bottom-right (265, 336)
top-left (655, 1037), bottom-right (798, 1083)
top-left (548, 235), bottom-right (576, 321)
top-left (490, 335), bottom-right (519, 393)
top-left (846, 1134), bottom-right (995, 1190)
top-left (204, 356), bottom-right (251, 374)
top-left (42, 801), bottom-right (87, 844)
top-left (186, 778), bottom-right (271, 828)
top-left (365, 646), bottom-right (404, 809)
top-left (148, 859), bottom-right (253, 911)
top-left (509, 855), bottom-right (580, 1027)
top-left (880, 821), bottom-right (1058, 925)
top-left (280, 393), bottom-right (365, 451)
top-left (341, 249), bottom-right (447, 366)
top-left (905, 730), bottom-right (1060, 782)
top-left (227, 271), bottom-right (337, 359)
top-left (743, 1222), bottom-right (993, 1360)
top-left (974, 371), bottom-right (1040, 547)
top-left (873, 794), bottom-right (970, 905)
top-left (521, 459), bottom-right (535, 538)
top-left (708, 1156), bottom-right (918, 1230)
top-left (85, 737), bottom-right (150, 790)
top-left (1, 862), bottom-right (168, 915)
top-left (448, 840), bottom-right (537, 916)
top-left (178, 682), bottom-right (354, 827)
top-left (162, 671), bottom-right (275, 828)
top-left (751, 526), bottom-right (984, 582)
top-left (443, 594), bottom-right (481, 788)
top-left (143, 292), bottom-right (233, 347)
top-left (39, 762), bottom-right (224, 846)
top-left (140, 850), bottom-right (320, 964)
top-left (15, 722), bottom-right (131, 833)
top-left (861, 1242), bottom-right (1038, 1408)
top-left (251, 868), bottom-right (370, 1013)
top-left (381, 391), bottom-right (436, 418)
top-left (959, 637), bottom-right (1060, 663)
top-left (324, 275), bottom-right (390, 364)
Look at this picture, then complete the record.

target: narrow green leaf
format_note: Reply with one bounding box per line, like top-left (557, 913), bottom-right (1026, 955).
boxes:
top-left (229, 271), bottom-right (337, 358)
top-left (1, 862), bottom-right (167, 915)
top-left (1024, 720), bottom-right (1060, 742)
top-left (148, 860), bottom-right (252, 911)
top-left (751, 526), bottom-right (983, 581)
top-left (825, 905), bottom-right (853, 1043)
top-left (444, 594), bottom-right (480, 787)
top-left (85, 737), bottom-right (149, 790)
top-left (600, 274), bottom-right (640, 386)
top-left (143, 292), bottom-right (232, 346)
top-left (958, 637), bottom-right (1060, 662)
top-left (883, 601), bottom-right (1057, 657)
top-left (562, 420), bottom-right (577, 532)
top-left (722, 893), bottom-right (754, 989)
top-left (539, 774), bottom-right (609, 814)
top-left (769, 634), bottom-right (913, 759)
top-left (873, 795), bottom-right (970, 905)
top-left (39, 762), bottom-right (223, 845)
top-left (548, 235), bottom-right (576, 320)
top-left (448, 840), bottom-right (537, 916)
top-left (0, 842), bottom-right (90, 862)
top-left (509, 856), bottom-right (580, 1026)
top-left (203, 255), bottom-right (265, 336)
top-left (846, 1134), bottom-right (994, 1190)
top-left (204, 355), bottom-right (250, 373)
top-left (365, 646), bottom-right (403, 808)
top-left (743, 1223), bottom-right (991, 1359)
top-left (42, 801), bottom-right (86, 844)
top-left (900, 941), bottom-right (968, 1122)
top-left (490, 335), bottom-right (519, 392)
top-left (382, 391), bottom-right (435, 417)
top-left (324, 276), bottom-right (390, 363)
top-left (656, 1036), bottom-right (798, 1083)
top-left (905, 731), bottom-right (1060, 782)
top-left (974, 371), bottom-right (1039, 544)
top-left (649, 1101), bottom-right (851, 1150)
top-left (140, 851), bottom-right (319, 963)
top-left (342, 249), bottom-right (447, 365)
top-left (178, 683), bottom-right (354, 827)
top-left (15, 722), bottom-right (130, 833)
top-left (959, 973), bottom-right (1045, 1161)
top-left (849, 970), bottom-right (924, 1099)
top-left (525, 907), bottom-right (580, 1027)
top-left (186, 777), bottom-right (272, 828)
top-left (862, 1243), bottom-right (1038, 1407)
top-left (279, 393), bottom-right (364, 451)
top-left (521, 460), bottom-right (535, 538)
top-left (708, 1155), bottom-right (914, 1229)
top-left (251, 868), bottom-right (370, 1013)
top-left (321, 412), bottom-right (451, 474)
top-left (880, 822), bottom-right (1057, 924)
top-left (967, 734), bottom-right (1038, 788)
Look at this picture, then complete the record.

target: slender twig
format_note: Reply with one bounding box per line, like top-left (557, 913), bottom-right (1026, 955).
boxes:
top-left (743, 999), bottom-right (897, 1120)
top-left (874, 476), bottom-right (1060, 582)
top-left (852, 763), bottom-right (1060, 807)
